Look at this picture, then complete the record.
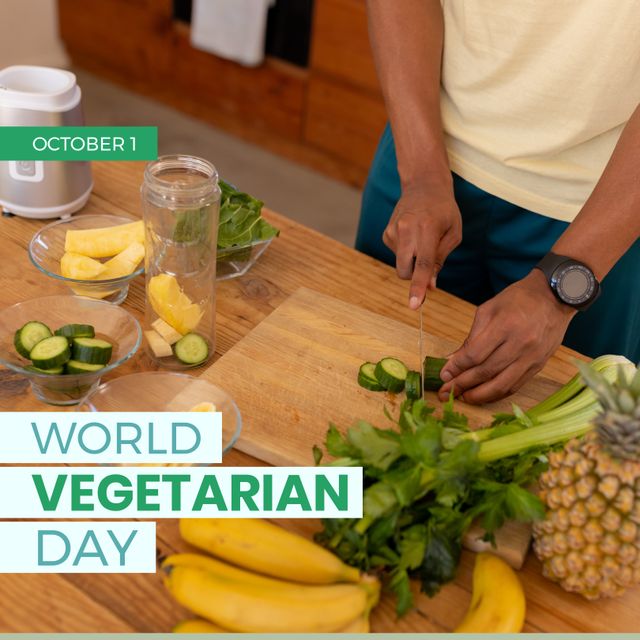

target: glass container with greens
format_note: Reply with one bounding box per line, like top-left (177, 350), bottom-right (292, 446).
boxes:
top-left (141, 155), bottom-right (220, 369)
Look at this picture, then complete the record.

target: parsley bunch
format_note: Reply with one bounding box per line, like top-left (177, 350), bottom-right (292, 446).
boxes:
top-left (314, 396), bottom-right (547, 615)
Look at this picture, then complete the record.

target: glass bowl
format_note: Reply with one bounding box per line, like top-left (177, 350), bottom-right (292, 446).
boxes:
top-left (0, 295), bottom-right (142, 405)
top-left (80, 372), bottom-right (242, 461)
top-left (29, 214), bottom-right (144, 305)
top-left (217, 237), bottom-right (273, 280)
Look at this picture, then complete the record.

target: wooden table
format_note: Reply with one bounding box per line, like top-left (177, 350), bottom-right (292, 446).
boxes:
top-left (0, 161), bottom-right (636, 633)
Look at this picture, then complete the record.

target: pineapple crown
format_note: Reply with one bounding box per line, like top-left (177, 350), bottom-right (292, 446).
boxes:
top-left (578, 361), bottom-right (640, 415)
top-left (578, 360), bottom-right (640, 460)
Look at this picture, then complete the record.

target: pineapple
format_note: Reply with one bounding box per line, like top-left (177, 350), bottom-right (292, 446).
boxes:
top-left (148, 274), bottom-right (203, 335)
top-left (60, 252), bottom-right (107, 279)
top-left (100, 241), bottom-right (145, 279)
top-left (65, 220), bottom-right (144, 258)
top-left (533, 364), bottom-right (640, 599)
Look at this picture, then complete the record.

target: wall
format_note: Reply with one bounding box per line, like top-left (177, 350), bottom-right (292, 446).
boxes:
top-left (0, 0), bottom-right (68, 68)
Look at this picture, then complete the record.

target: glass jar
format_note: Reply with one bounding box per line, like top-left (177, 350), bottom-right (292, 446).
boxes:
top-left (141, 155), bottom-right (220, 369)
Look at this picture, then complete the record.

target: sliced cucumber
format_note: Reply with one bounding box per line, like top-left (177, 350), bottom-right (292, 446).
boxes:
top-left (374, 357), bottom-right (408, 392)
top-left (423, 356), bottom-right (448, 391)
top-left (14, 321), bottom-right (52, 358)
top-left (358, 362), bottom-right (384, 391)
top-left (405, 370), bottom-right (422, 400)
top-left (174, 333), bottom-right (209, 365)
top-left (29, 336), bottom-right (70, 369)
top-left (25, 364), bottom-right (64, 375)
top-left (72, 337), bottom-right (113, 365)
top-left (55, 324), bottom-right (95, 341)
top-left (66, 360), bottom-right (105, 374)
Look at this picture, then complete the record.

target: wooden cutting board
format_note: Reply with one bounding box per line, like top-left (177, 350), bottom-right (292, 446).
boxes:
top-left (202, 287), bottom-right (561, 567)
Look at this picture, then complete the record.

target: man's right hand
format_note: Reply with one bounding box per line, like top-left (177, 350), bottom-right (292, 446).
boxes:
top-left (383, 181), bottom-right (462, 309)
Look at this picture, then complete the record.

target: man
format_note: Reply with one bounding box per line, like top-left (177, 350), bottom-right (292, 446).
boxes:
top-left (356, 1), bottom-right (640, 404)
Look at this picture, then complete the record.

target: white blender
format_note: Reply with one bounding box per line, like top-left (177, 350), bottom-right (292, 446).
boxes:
top-left (0, 65), bottom-right (92, 219)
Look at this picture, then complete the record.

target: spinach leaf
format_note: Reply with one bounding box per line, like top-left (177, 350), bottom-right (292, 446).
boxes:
top-left (173, 178), bottom-right (279, 249)
top-left (217, 179), bottom-right (279, 248)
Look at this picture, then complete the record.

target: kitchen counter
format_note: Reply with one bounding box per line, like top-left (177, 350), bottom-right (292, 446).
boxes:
top-left (0, 161), bottom-right (636, 632)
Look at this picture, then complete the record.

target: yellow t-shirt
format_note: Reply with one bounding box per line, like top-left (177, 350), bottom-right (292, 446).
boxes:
top-left (440, 1), bottom-right (640, 222)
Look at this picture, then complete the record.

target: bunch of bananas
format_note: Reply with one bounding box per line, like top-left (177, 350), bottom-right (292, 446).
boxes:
top-left (164, 518), bottom-right (380, 633)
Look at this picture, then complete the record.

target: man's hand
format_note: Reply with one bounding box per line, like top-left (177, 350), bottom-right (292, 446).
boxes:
top-left (384, 183), bottom-right (462, 309)
top-left (438, 270), bottom-right (576, 404)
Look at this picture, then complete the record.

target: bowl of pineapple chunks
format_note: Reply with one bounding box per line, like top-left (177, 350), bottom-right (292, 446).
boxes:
top-left (29, 214), bottom-right (145, 305)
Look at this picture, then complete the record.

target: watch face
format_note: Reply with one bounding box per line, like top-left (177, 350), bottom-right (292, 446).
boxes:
top-left (552, 264), bottom-right (597, 306)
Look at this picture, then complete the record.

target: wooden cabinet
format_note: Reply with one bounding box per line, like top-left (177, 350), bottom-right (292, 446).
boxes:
top-left (310, 0), bottom-right (380, 93)
top-left (58, 0), bottom-right (174, 81)
top-left (304, 0), bottom-right (387, 176)
top-left (58, 0), bottom-right (387, 187)
top-left (304, 76), bottom-right (386, 171)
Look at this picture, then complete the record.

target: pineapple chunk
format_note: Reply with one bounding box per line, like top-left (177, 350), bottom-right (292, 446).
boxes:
top-left (190, 401), bottom-right (217, 412)
top-left (65, 220), bottom-right (144, 258)
top-left (61, 252), bottom-right (107, 280)
top-left (151, 317), bottom-right (182, 345)
top-left (101, 241), bottom-right (145, 279)
top-left (148, 274), bottom-right (203, 335)
top-left (145, 329), bottom-right (173, 358)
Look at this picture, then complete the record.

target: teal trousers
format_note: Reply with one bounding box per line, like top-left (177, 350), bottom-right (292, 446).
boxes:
top-left (356, 124), bottom-right (640, 362)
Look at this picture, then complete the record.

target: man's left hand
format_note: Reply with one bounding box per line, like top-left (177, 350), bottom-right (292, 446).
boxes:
top-left (438, 270), bottom-right (576, 404)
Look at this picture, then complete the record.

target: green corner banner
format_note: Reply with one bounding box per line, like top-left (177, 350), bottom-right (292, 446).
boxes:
top-left (0, 126), bottom-right (157, 160)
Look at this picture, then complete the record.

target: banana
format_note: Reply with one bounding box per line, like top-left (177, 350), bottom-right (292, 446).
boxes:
top-left (339, 615), bottom-right (370, 633)
top-left (165, 565), bottom-right (368, 633)
top-left (173, 619), bottom-right (226, 633)
top-left (179, 518), bottom-right (361, 584)
top-left (359, 572), bottom-right (381, 608)
top-left (454, 553), bottom-right (526, 633)
top-left (163, 553), bottom-right (373, 603)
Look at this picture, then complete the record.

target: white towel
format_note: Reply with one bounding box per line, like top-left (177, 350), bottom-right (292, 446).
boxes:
top-left (191, 0), bottom-right (275, 68)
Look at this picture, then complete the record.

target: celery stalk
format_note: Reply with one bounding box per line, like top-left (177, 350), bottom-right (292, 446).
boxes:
top-left (525, 371), bottom-right (584, 420)
top-left (525, 354), bottom-right (632, 421)
top-left (477, 408), bottom-right (597, 462)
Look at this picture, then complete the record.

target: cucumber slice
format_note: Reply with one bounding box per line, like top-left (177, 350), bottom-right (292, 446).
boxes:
top-left (72, 337), bottom-right (113, 365)
top-left (14, 321), bottom-right (52, 358)
top-left (405, 370), bottom-right (422, 400)
top-left (29, 336), bottom-right (70, 369)
top-left (25, 364), bottom-right (64, 375)
top-left (66, 360), bottom-right (105, 374)
top-left (374, 357), bottom-right (408, 392)
top-left (55, 324), bottom-right (95, 341)
top-left (423, 356), bottom-right (448, 391)
top-left (358, 362), bottom-right (384, 391)
top-left (174, 333), bottom-right (209, 365)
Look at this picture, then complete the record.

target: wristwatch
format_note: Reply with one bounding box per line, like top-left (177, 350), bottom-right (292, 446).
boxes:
top-left (535, 252), bottom-right (601, 311)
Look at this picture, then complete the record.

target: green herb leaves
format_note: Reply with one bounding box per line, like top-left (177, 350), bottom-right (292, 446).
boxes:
top-left (172, 179), bottom-right (279, 249)
top-left (217, 179), bottom-right (279, 249)
top-left (315, 396), bottom-right (546, 615)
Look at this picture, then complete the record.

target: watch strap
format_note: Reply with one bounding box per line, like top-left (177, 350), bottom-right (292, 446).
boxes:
top-left (535, 252), bottom-right (571, 280)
